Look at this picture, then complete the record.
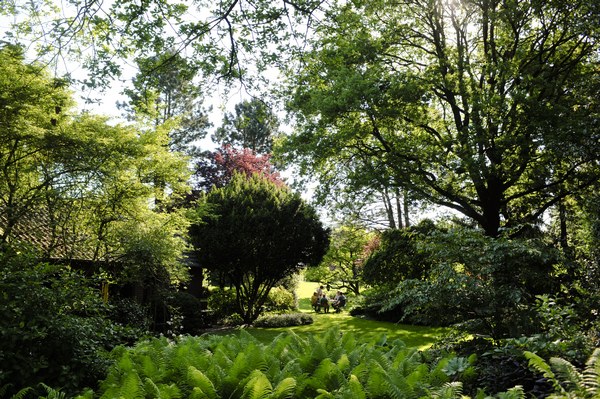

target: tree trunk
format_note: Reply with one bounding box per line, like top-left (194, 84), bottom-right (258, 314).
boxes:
top-left (382, 188), bottom-right (396, 229)
top-left (394, 187), bottom-right (403, 229)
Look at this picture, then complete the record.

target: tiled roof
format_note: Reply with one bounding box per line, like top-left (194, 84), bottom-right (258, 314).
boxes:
top-left (0, 208), bottom-right (96, 261)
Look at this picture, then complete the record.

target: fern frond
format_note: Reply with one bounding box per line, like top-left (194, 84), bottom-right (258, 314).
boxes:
top-left (428, 381), bottom-right (463, 399)
top-left (100, 370), bottom-right (144, 399)
top-left (318, 357), bottom-right (346, 391)
top-left (9, 386), bottom-right (33, 399)
top-left (190, 386), bottom-right (210, 399)
top-left (337, 353), bottom-right (351, 374)
top-left (383, 371), bottom-right (414, 399)
top-left (345, 374), bottom-right (367, 399)
top-left (241, 370), bottom-right (273, 399)
top-left (73, 388), bottom-right (95, 399)
top-left (229, 352), bottom-right (252, 380)
top-left (496, 385), bottom-right (526, 399)
top-left (143, 378), bottom-right (160, 398)
top-left (314, 388), bottom-right (335, 398)
top-left (550, 356), bottom-right (585, 394)
top-left (270, 377), bottom-right (296, 399)
top-left (524, 351), bottom-right (563, 393)
top-left (157, 383), bottom-right (182, 399)
top-left (365, 364), bottom-right (388, 398)
top-left (583, 348), bottom-right (600, 394)
top-left (187, 366), bottom-right (218, 399)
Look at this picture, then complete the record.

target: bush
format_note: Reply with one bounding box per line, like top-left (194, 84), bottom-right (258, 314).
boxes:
top-left (263, 286), bottom-right (296, 312)
top-left (253, 312), bottom-right (313, 328)
top-left (0, 250), bottom-right (145, 397)
top-left (164, 291), bottom-right (213, 334)
top-left (207, 288), bottom-right (238, 321)
top-left (364, 228), bottom-right (560, 338)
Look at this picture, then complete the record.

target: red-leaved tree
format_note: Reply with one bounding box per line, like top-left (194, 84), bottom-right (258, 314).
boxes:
top-left (194, 145), bottom-right (283, 192)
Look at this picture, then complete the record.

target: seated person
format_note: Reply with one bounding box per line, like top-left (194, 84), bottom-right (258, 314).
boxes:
top-left (332, 291), bottom-right (346, 312)
top-left (319, 294), bottom-right (330, 313)
top-left (311, 291), bottom-right (320, 312)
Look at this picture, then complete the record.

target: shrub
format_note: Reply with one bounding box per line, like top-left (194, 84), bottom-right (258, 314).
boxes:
top-left (164, 290), bottom-right (213, 334)
top-left (207, 287), bottom-right (238, 321)
top-left (0, 250), bottom-right (145, 397)
top-left (365, 228), bottom-right (560, 338)
top-left (253, 312), bottom-right (313, 328)
top-left (263, 286), bottom-right (296, 312)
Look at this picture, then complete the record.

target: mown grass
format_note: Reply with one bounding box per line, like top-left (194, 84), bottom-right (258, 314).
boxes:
top-left (208, 279), bottom-right (448, 349)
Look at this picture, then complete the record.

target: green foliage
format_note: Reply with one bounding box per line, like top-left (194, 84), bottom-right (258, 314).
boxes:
top-left (190, 173), bottom-right (329, 323)
top-left (162, 290), bottom-right (212, 335)
top-left (263, 286), bottom-right (297, 312)
top-left (0, 251), bottom-right (146, 396)
top-left (253, 313), bottom-right (313, 328)
top-left (364, 228), bottom-right (560, 338)
top-left (525, 348), bottom-right (600, 398)
top-left (362, 221), bottom-right (437, 288)
top-left (207, 288), bottom-right (239, 321)
top-left (314, 225), bottom-right (374, 295)
top-left (279, 0), bottom-right (600, 237)
top-left (213, 98), bottom-right (279, 154)
top-left (0, 45), bottom-right (192, 287)
top-left (87, 327), bottom-right (525, 398)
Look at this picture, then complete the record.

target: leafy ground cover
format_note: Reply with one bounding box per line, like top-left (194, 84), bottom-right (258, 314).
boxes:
top-left (215, 280), bottom-right (448, 349)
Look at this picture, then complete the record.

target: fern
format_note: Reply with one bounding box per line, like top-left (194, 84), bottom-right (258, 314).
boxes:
top-left (312, 358), bottom-right (346, 392)
top-left (187, 366), bottom-right (218, 399)
top-left (241, 370), bottom-right (273, 399)
top-left (314, 388), bottom-right (335, 398)
top-left (582, 348), bottom-right (600, 395)
top-left (8, 386), bottom-right (33, 399)
top-left (550, 357), bottom-right (586, 394)
top-left (39, 382), bottom-right (67, 399)
top-left (524, 351), bottom-right (564, 394)
top-left (157, 383), bottom-right (182, 399)
top-left (496, 385), bottom-right (526, 399)
top-left (270, 377), bottom-right (296, 399)
top-left (337, 353), bottom-right (351, 374)
top-left (365, 364), bottom-right (389, 398)
top-left (344, 374), bottom-right (367, 399)
top-left (428, 381), bottom-right (463, 399)
top-left (526, 349), bottom-right (600, 398)
top-left (143, 377), bottom-right (161, 398)
top-left (383, 371), bottom-right (414, 399)
top-left (100, 370), bottom-right (144, 399)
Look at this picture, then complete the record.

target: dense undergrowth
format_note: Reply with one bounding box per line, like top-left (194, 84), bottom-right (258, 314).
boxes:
top-left (76, 327), bottom-right (527, 399)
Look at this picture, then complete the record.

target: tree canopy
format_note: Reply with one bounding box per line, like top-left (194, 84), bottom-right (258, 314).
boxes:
top-left (0, 44), bottom-right (191, 283)
top-left (190, 172), bottom-right (329, 323)
top-left (278, 0), bottom-right (600, 236)
top-left (213, 98), bottom-right (279, 154)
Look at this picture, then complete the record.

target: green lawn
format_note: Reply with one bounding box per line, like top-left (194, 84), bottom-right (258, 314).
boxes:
top-left (209, 279), bottom-right (448, 349)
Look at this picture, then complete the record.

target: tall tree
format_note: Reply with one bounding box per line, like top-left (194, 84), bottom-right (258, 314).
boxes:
top-left (193, 145), bottom-right (283, 192)
top-left (0, 44), bottom-right (191, 284)
top-left (2, 0), bottom-right (324, 97)
top-left (312, 224), bottom-right (375, 295)
top-left (212, 98), bottom-right (279, 154)
top-left (279, 0), bottom-right (600, 237)
top-left (120, 51), bottom-right (211, 158)
top-left (189, 172), bottom-right (329, 323)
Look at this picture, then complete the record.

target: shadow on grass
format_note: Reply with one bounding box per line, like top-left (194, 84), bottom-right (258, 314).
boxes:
top-left (242, 312), bottom-right (447, 350)
top-left (205, 279), bottom-right (448, 349)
